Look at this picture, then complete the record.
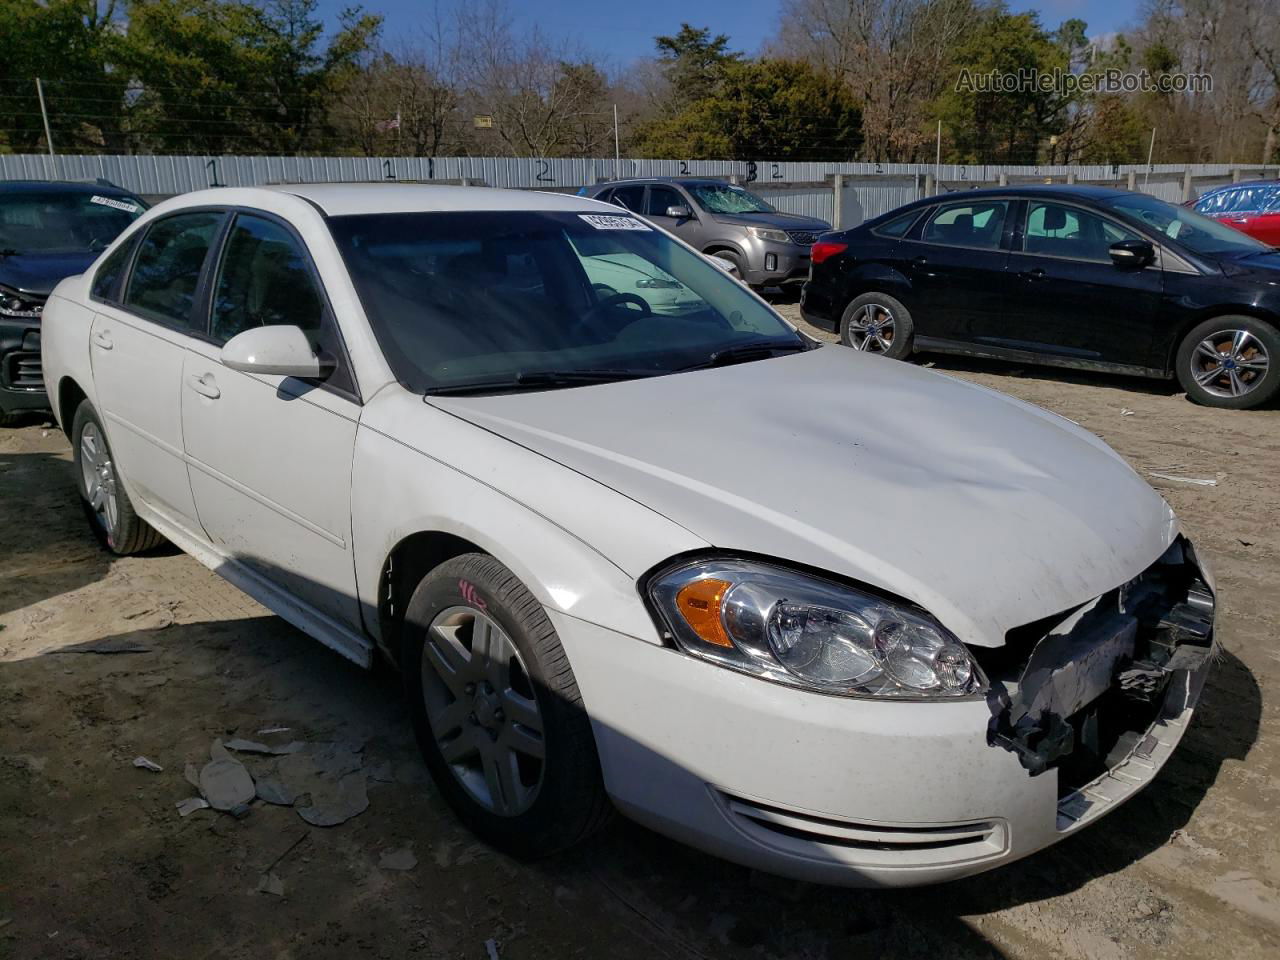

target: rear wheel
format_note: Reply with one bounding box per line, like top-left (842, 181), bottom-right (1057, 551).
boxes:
top-left (72, 400), bottom-right (165, 554)
top-left (1175, 316), bottom-right (1280, 409)
top-left (840, 292), bottom-right (914, 359)
top-left (403, 553), bottom-right (611, 858)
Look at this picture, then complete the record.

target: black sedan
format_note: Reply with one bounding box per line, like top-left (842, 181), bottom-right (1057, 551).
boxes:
top-left (801, 185), bottom-right (1280, 409)
top-left (0, 179), bottom-right (147, 424)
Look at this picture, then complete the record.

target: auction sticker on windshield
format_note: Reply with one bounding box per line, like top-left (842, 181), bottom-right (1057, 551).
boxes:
top-left (90, 195), bottom-right (141, 213)
top-left (579, 214), bottom-right (651, 231)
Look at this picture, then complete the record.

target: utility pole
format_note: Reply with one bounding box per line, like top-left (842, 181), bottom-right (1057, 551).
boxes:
top-left (35, 77), bottom-right (54, 157)
top-left (613, 103), bottom-right (620, 180)
top-left (935, 120), bottom-right (942, 191)
top-left (1144, 127), bottom-right (1156, 188)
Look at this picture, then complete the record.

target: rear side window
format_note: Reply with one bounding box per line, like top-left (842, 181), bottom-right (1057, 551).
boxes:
top-left (872, 209), bottom-right (920, 238)
top-left (922, 200), bottom-right (1009, 250)
top-left (124, 212), bottom-right (223, 332)
top-left (610, 185), bottom-right (645, 211)
top-left (90, 236), bottom-right (136, 302)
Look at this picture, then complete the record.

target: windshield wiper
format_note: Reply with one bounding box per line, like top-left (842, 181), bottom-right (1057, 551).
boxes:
top-left (674, 339), bottom-right (811, 373)
top-left (423, 369), bottom-right (657, 397)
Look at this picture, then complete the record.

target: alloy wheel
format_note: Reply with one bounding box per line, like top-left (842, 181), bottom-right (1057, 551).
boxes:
top-left (79, 422), bottom-right (119, 536)
top-left (1189, 328), bottom-right (1270, 399)
top-left (420, 605), bottom-right (546, 817)
top-left (847, 303), bottom-right (897, 353)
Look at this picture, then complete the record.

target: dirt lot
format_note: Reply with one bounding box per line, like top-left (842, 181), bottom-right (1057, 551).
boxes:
top-left (2, 312), bottom-right (1278, 960)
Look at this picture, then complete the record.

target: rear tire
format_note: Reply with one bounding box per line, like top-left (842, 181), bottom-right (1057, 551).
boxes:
top-left (1175, 315), bottom-right (1280, 410)
top-left (402, 553), bottom-right (611, 858)
top-left (840, 292), bottom-right (914, 359)
top-left (71, 400), bottom-right (166, 554)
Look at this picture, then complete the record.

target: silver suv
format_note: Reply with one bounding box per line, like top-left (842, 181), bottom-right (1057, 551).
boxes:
top-left (581, 178), bottom-right (830, 289)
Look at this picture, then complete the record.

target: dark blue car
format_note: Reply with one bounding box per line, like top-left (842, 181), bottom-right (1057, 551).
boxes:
top-left (1, 180), bottom-right (147, 424)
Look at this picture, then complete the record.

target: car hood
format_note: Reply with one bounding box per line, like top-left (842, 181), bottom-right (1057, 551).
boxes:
top-left (1215, 247), bottom-right (1280, 279)
top-left (0, 251), bottom-right (97, 297)
top-left (711, 211), bottom-right (831, 232)
top-left (433, 347), bottom-right (1176, 648)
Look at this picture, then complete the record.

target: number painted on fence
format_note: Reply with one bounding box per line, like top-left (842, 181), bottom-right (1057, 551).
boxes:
top-left (383, 159), bottom-right (396, 180)
top-left (745, 161), bottom-right (758, 183)
top-left (205, 157), bottom-right (224, 188)
top-left (679, 161), bottom-right (689, 175)
top-left (536, 159), bottom-right (554, 183)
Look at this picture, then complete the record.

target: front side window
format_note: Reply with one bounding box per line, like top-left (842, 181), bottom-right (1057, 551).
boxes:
top-left (922, 200), bottom-right (1009, 250)
top-left (124, 212), bottom-right (223, 331)
top-left (687, 183), bottom-right (775, 215)
top-left (0, 190), bottom-right (145, 255)
top-left (328, 210), bottom-right (804, 394)
top-left (1104, 193), bottom-right (1269, 257)
top-left (1023, 201), bottom-right (1142, 262)
top-left (646, 186), bottom-right (685, 217)
top-left (211, 215), bottom-right (324, 343)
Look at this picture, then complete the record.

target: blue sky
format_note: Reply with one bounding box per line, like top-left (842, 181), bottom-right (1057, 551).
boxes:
top-left (316, 0), bottom-right (1142, 66)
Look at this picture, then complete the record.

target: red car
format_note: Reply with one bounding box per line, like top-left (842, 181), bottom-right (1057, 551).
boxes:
top-left (1191, 180), bottom-right (1280, 247)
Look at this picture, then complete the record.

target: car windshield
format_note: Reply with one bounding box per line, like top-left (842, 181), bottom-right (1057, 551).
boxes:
top-left (1102, 193), bottom-right (1268, 257)
top-left (328, 210), bottom-right (805, 394)
top-left (687, 184), bottom-right (776, 215)
top-left (0, 191), bottom-right (145, 255)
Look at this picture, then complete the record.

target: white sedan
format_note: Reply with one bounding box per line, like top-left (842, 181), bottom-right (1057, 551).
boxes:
top-left (41, 184), bottom-right (1216, 886)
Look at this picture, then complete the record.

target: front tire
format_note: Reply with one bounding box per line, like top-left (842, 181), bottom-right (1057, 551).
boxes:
top-left (71, 400), bottom-right (165, 554)
top-left (1175, 316), bottom-right (1280, 409)
top-left (403, 553), bottom-right (611, 858)
top-left (840, 292), bottom-right (914, 359)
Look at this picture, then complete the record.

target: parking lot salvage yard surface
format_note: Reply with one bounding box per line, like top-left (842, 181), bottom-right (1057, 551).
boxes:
top-left (2, 336), bottom-right (1279, 958)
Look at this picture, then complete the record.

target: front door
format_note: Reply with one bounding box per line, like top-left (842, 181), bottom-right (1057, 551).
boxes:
top-left (1003, 199), bottom-right (1164, 368)
top-left (179, 212), bottom-right (362, 629)
top-left (90, 210), bottom-right (225, 529)
top-left (642, 184), bottom-right (704, 247)
top-left (903, 197), bottom-right (1013, 344)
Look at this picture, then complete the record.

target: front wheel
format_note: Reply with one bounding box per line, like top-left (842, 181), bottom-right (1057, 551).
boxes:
top-left (1175, 316), bottom-right (1280, 409)
top-left (840, 292), bottom-right (915, 359)
top-left (402, 554), bottom-right (611, 858)
top-left (71, 400), bottom-right (165, 554)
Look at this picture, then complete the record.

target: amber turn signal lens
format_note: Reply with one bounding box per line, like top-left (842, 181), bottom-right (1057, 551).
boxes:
top-left (675, 577), bottom-right (734, 648)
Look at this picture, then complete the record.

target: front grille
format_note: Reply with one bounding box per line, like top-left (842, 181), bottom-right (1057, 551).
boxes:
top-left (786, 230), bottom-right (819, 245)
top-left (5, 351), bottom-right (42, 390)
top-left (719, 792), bottom-right (1007, 867)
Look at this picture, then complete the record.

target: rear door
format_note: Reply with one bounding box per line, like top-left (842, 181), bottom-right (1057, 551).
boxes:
top-left (90, 210), bottom-right (225, 529)
top-left (1002, 198), bottom-right (1163, 367)
top-left (179, 211), bottom-right (362, 630)
top-left (902, 198), bottom-right (1013, 343)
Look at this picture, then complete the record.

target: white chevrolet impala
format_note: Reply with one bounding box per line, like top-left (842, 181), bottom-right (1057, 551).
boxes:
top-left (41, 184), bottom-right (1216, 886)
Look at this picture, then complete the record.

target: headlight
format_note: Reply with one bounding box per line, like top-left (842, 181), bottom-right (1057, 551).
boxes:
top-left (747, 226), bottom-right (791, 244)
top-left (0, 285), bottom-right (44, 319)
top-left (648, 558), bottom-right (983, 699)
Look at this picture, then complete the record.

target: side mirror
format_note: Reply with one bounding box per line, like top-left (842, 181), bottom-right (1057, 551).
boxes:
top-left (1109, 239), bottom-right (1155, 268)
top-left (666, 204), bottom-right (693, 220)
top-left (221, 325), bottom-right (333, 379)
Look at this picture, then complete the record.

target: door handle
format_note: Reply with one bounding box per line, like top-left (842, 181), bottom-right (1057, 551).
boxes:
top-left (1020, 267), bottom-right (1047, 281)
top-left (188, 373), bottom-right (221, 399)
top-left (912, 255), bottom-right (928, 265)
top-left (92, 331), bottom-right (113, 350)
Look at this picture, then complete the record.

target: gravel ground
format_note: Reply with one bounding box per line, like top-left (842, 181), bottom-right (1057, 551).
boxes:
top-left (1, 311), bottom-right (1278, 959)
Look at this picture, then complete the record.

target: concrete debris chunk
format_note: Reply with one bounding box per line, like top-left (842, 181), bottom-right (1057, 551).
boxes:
top-left (368, 761), bottom-right (395, 783)
top-left (184, 762), bottom-right (201, 790)
top-left (132, 756), bottom-right (163, 773)
top-left (199, 757), bottom-right (256, 811)
top-left (176, 796), bottom-right (210, 817)
top-left (378, 847), bottom-right (418, 871)
top-left (295, 771), bottom-right (368, 827)
top-left (254, 777), bottom-right (295, 806)
top-left (1148, 471), bottom-right (1218, 486)
top-left (485, 938), bottom-right (500, 960)
top-left (256, 726), bottom-right (291, 735)
top-left (309, 742), bottom-right (363, 779)
top-left (224, 738), bottom-right (306, 756)
top-left (209, 739), bottom-right (233, 762)
top-left (256, 872), bottom-right (285, 897)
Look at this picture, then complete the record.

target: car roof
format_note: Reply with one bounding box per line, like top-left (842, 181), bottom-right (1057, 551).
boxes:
top-left (1200, 179), bottom-right (1280, 193)
top-left (0, 179), bottom-right (140, 198)
top-left (261, 183), bottom-right (613, 217)
top-left (592, 177), bottom-right (731, 189)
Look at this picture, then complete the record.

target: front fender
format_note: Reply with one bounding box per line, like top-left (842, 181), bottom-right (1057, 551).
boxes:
top-left (352, 389), bottom-right (708, 647)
